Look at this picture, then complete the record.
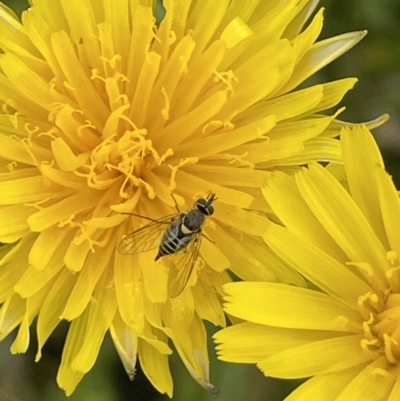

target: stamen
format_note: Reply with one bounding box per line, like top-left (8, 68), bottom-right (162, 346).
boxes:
top-left (168, 157), bottom-right (199, 190)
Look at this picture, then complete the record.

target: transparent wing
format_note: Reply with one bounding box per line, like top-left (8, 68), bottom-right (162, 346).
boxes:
top-left (118, 214), bottom-right (178, 255)
top-left (167, 232), bottom-right (202, 298)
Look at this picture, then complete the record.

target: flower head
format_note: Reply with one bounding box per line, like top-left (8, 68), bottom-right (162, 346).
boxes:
top-left (0, 0), bottom-right (378, 396)
top-left (215, 125), bottom-right (400, 401)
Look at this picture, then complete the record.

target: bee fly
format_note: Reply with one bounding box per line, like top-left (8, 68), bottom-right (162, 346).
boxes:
top-left (118, 193), bottom-right (217, 297)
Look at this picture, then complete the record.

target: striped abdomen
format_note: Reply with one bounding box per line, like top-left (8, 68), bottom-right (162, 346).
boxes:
top-left (154, 218), bottom-right (193, 260)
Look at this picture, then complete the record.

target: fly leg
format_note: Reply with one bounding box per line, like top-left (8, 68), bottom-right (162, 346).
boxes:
top-left (171, 193), bottom-right (182, 213)
top-left (121, 212), bottom-right (170, 224)
top-left (201, 232), bottom-right (215, 244)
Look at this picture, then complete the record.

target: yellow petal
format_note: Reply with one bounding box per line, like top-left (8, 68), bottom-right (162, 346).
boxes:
top-left (192, 277), bottom-right (225, 327)
top-left (11, 277), bottom-right (53, 354)
top-left (263, 84), bottom-right (322, 122)
top-left (211, 223), bottom-right (304, 285)
top-left (290, 8), bottom-right (323, 63)
top-left (51, 137), bottom-right (89, 172)
top-left (0, 204), bottom-right (34, 243)
top-left (0, 3), bottom-right (23, 34)
top-left (0, 240), bottom-right (33, 300)
top-left (114, 250), bottom-right (145, 332)
top-left (263, 223), bottom-right (372, 308)
top-left (283, 0), bottom-right (319, 39)
top-left (155, 90), bottom-right (229, 152)
top-left (172, 313), bottom-right (217, 392)
top-left (388, 373), bottom-right (400, 401)
top-left (109, 312), bottom-right (138, 380)
top-left (71, 269), bottom-right (117, 373)
top-left (15, 229), bottom-right (74, 298)
top-left (172, 169), bottom-right (254, 209)
top-left (200, 235), bottom-right (230, 273)
top-left (334, 358), bottom-right (397, 401)
top-left (40, 163), bottom-right (87, 189)
top-left (341, 125), bottom-right (388, 246)
top-left (1, 52), bottom-right (68, 110)
top-left (268, 113), bottom-right (339, 142)
top-left (57, 317), bottom-right (86, 395)
top-left (29, 226), bottom-right (72, 270)
top-left (129, 50), bottom-right (161, 127)
top-left (162, 291), bottom-right (195, 333)
top-left (15, 260), bottom-right (66, 300)
top-left (377, 167), bottom-right (400, 258)
top-left (0, 127), bottom-right (39, 166)
top-left (36, 269), bottom-right (77, 361)
top-left (142, 294), bottom-right (170, 335)
top-left (0, 244), bottom-right (21, 298)
top-left (126, 5), bottom-right (155, 100)
top-left (61, 243), bottom-right (114, 320)
top-left (139, 321), bottom-right (172, 356)
top-left (183, 163), bottom-right (271, 188)
top-left (27, 189), bottom-right (101, 232)
top-left (214, 321), bottom-right (343, 364)
top-left (138, 337), bottom-right (173, 397)
top-left (257, 335), bottom-right (369, 379)
top-left (140, 251), bottom-right (168, 304)
top-left (63, 239), bottom-right (92, 273)
top-left (50, 31), bottom-right (109, 129)
top-left (262, 171), bottom-right (346, 262)
top-left (172, 39), bottom-right (226, 118)
top-left (184, 0), bottom-right (230, 55)
top-left (223, 282), bottom-right (361, 330)
top-left (219, 44), bottom-right (286, 119)
top-left (251, 0), bottom-right (297, 42)
top-left (213, 203), bottom-right (269, 235)
top-left (0, 175), bottom-right (73, 205)
top-left (311, 78), bottom-right (357, 114)
top-left (0, 293), bottom-right (25, 341)
top-left (173, 115), bottom-right (276, 159)
top-left (281, 31), bottom-right (366, 93)
top-left (284, 366), bottom-right (362, 401)
top-left (231, 136), bottom-right (304, 165)
top-left (296, 163), bottom-right (389, 278)
top-left (220, 17), bottom-right (253, 49)
top-left (277, 136), bottom-right (342, 165)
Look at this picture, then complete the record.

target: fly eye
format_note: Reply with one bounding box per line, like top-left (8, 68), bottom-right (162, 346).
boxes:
top-left (195, 199), bottom-right (206, 208)
top-left (204, 205), bottom-right (214, 215)
top-left (196, 199), bottom-right (214, 215)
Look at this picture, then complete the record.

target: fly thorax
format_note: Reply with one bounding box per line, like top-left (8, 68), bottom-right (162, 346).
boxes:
top-left (182, 209), bottom-right (205, 233)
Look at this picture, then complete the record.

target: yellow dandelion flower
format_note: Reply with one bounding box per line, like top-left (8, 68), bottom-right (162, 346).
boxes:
top-left (215, 125), bottom-right (400, 401)
top-left (0, 0), bottom-right (381, 396)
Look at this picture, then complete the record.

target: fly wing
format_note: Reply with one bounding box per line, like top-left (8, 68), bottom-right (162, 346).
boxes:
top-left (167, 232), bottom-right (202, 298)
top-left (118, 214), bottom-right (178, 255)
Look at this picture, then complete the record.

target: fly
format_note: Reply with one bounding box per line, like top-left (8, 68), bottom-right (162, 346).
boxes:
top-left (118, 193), bottom-right (217, 297)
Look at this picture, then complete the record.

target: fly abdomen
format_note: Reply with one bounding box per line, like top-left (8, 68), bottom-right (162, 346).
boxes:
top-left (155, 220), bottom-right (192, 260)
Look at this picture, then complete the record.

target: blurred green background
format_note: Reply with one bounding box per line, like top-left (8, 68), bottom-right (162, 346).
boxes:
top-left (1, 1), bottom-right (399, 400)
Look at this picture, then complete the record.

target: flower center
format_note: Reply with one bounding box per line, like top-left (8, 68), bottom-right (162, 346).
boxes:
top-left (374, 292), bottom-right (400, 363)
top-left (72, 111), bottom-right (168, 199)
top-left (360, 259), bottom-right (400, 364)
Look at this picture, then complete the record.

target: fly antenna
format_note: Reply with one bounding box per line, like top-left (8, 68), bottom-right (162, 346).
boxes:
top-left (207, 192), bottom-right (218, 202)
